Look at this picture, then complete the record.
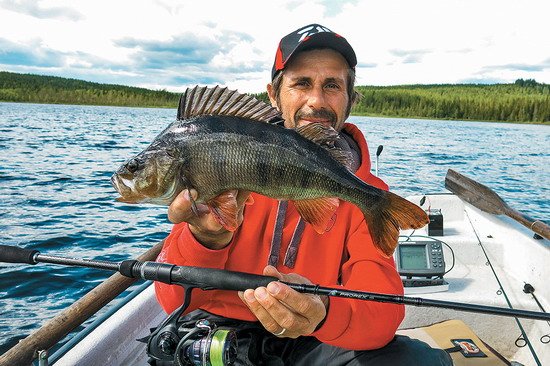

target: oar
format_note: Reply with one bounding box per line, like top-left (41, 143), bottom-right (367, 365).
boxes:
top-left (445, 169), bottom-right (549, 240)
top-left (0, 241), bottom-right (164, 366)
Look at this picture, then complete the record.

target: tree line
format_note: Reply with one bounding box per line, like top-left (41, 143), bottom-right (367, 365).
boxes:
top-left (1, 71), bottom-right (548, 123)
top-left (0, 71), bottom-right (179, 108)
top-left (352, 81), bottom-right (550, 123)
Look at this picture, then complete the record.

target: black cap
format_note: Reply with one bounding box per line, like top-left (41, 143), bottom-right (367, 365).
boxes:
top-left (271, 24), bottom-right (357, 80)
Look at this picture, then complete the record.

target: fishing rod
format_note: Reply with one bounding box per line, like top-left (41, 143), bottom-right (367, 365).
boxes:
top-left (1, 244), bottom-right (549, 322)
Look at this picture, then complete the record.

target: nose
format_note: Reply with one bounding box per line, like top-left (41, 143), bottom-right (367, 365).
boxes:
top-left (306, 86), bottom-right (328, 110)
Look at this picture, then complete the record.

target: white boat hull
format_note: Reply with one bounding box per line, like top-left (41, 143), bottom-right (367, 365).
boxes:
top-left (51, 194), bottom-right (549, 365)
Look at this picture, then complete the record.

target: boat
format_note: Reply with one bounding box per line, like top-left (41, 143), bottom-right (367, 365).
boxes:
top-left (0, 170), bottom-right (548, 366)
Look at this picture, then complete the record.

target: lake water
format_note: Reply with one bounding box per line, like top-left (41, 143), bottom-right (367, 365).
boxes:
top-left (0, 102), bottom-right (548, 356)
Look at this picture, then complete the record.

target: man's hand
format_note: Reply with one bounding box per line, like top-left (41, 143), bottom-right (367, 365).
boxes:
top-left (238, 266), bottom-right (329, 338)
top-left (168, 189), bottom-right (252, 250)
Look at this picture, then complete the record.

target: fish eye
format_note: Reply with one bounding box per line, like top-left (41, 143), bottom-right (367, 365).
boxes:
top-left (126, 158), bottom-right (140, 173)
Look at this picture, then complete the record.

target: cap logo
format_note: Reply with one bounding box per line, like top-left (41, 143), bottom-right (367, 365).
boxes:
top-left (296, 24), bottom-right (333, 43)
top-left (272, 23), bottom-right (355, 79)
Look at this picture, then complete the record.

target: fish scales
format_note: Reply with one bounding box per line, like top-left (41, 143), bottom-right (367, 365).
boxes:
top-left (179, 117), bottom-right (345, 201)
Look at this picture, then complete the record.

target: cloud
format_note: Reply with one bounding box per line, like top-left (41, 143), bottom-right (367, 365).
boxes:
top-left (169, 74), bottom-right (223, 86)
top-left (116, 35), bottom-right (219, 68)
top-left (358, 62), bottom-right (377, 68)
top-left (1, 0), bottom-right (549, 90)
top-left (114, 30), bottom-right (264, 77)
top-left (0, 0), bottom-right (82, 20)
top-left (0, 37), bottom-right (135, 72)
top-left (317, 0), bottom-right (359, 16)
top-left (389, 49), bottom-right (432, 64)
top-left (0, 38), bottom-right (64, 67)
top-left (457, 77), bottom-right (508, 85)
top-left (482, 61), bottom-right (550, 73)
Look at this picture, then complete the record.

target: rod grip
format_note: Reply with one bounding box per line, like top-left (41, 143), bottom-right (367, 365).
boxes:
top-left (172, 266), bottom-right (277, 291)
top-left (0, 245), bottom-right (39, 264)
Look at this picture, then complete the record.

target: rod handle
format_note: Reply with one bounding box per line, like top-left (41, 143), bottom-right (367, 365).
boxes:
top-left (173, 265), bottom-right (277, 291)
top-left (119, 260), bottom-right (278, 290)
top-left (0, 245), bottom-right (39, 264)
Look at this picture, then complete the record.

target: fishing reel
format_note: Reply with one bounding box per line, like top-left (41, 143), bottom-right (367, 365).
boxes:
top-left (149, 318), bottom-right (237, 366)
top-left (147, 299), bottom-right (238, 366)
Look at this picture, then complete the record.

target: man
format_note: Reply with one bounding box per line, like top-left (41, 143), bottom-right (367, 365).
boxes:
top-left (155, 24), bottom-right (452, 365)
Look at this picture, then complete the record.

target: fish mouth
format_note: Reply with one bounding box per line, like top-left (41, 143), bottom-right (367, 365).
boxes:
top-left (110, 173), bottom-right (177, 205)
top-left (111, 174), bottom-right (142, 203)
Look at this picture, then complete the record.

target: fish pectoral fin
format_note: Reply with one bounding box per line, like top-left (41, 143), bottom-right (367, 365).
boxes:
top-left (208, 190), bottom-right (240, 232)
top-left (293, 197), bottom-right (340, 234)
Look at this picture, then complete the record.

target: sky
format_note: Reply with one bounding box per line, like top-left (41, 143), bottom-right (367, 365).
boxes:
top-left (1, 0), bottom-right (549, 93)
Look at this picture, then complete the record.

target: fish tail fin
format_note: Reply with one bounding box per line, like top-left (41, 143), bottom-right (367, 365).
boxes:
top-left (365, 192), bottom-right (429, 257)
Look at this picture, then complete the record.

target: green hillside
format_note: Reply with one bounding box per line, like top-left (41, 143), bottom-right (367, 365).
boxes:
top-left (353, 81), bottom-right (550, 123)
top-left (1, 71), bottom-right (549, 123)
top-left (0, 71), bottom-right (179, 108)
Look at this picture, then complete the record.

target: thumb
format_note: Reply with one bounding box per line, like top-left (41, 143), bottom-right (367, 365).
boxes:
top-left (263, 265), bottom-right (284, 280)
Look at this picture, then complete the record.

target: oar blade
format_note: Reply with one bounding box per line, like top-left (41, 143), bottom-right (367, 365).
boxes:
top-left (444, 169), bottom-right (507, 215)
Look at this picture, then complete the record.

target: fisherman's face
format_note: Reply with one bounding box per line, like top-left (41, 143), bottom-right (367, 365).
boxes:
top-left (268, 49), bottom-right (350, 131)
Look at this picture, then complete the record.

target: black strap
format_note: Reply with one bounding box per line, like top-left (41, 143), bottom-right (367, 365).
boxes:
top-left (268, 201), bottom-right (288, 267)
top-left (268, 201), bottom-right (305, 268)
top-left (283, 219), bottom-right (305, 268)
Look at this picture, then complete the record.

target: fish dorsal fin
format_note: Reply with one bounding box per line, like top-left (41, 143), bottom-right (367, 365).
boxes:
top-left (177, 85), bottom-right (283, 124)
top-left (295, 123), bottom-right (353, 171)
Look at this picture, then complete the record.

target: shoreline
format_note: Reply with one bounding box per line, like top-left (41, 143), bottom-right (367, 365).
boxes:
top-left (1, 100), bottom-right (548, 126)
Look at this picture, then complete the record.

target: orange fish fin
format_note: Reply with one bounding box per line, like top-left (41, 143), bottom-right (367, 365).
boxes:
top-left (292, 197), bottom-right (340, 234)
top-left (365, 192), bottom-right (429, 258)
top-left (207, 190), bottom-right (239, 232)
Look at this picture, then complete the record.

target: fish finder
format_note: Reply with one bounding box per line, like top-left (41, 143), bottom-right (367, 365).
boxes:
top-left (394, 240), bottom-right (446, 278)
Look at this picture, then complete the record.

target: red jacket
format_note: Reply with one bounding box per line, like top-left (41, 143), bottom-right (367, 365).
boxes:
top-left (155, 123), bottom-right (405, 350)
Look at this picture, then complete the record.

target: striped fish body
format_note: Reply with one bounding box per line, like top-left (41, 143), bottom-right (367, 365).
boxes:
top-left (112, 86), bottom-right (428, 256)
top-left (173, 115), bottom-right (375, 205)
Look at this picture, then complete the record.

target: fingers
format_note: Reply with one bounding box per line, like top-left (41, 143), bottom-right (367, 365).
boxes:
top-left (168, 189), bottom-right (209, 224)
top-left (239, 266), bottom-right (327, 338)
top-left (238, 287), bottom-right (309, 338)
top-left (169, 189), bottom-right (252, 224)
top-left (168, 189), bottom-right (252, 249)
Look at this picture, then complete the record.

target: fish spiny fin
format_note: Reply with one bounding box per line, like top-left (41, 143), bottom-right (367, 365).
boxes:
top-left (364, 192), bottom-right (429, 257)
top-left (207, 190), bottom-right (240, 232)
top-left (177, 86), bottom-right (283, 124)
top-left (292, 197), bottom-right (340, 234)
top-left (295, 123), bottom-right (353, 171)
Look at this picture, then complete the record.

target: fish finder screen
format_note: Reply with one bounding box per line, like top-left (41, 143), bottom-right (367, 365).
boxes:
top-left (399, 245), bottom-right (428, 270)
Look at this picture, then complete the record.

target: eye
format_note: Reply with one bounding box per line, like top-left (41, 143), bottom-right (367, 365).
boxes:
top-left (126, 158), bottom-right (140, 173)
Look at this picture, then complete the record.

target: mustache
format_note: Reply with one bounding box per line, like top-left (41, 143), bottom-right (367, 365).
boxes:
top-left (294, 109), bottom-right (337, 125)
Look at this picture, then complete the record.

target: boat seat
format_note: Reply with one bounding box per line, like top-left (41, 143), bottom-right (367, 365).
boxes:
top-left (397, 319), bottom-right (511, 366)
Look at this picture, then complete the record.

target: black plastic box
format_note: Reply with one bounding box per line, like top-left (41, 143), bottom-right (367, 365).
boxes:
top-left (427, 209), bottom-right (444, 236)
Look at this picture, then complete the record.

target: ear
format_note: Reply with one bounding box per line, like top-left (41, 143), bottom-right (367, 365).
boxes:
top-left (266, 83), bottom-right (278, 109)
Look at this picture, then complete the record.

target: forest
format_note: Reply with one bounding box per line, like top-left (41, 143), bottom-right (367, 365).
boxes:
top-left (0, 71), bottom-right (179, 108)
top-left (1, 71), bottom-right (549, 123)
